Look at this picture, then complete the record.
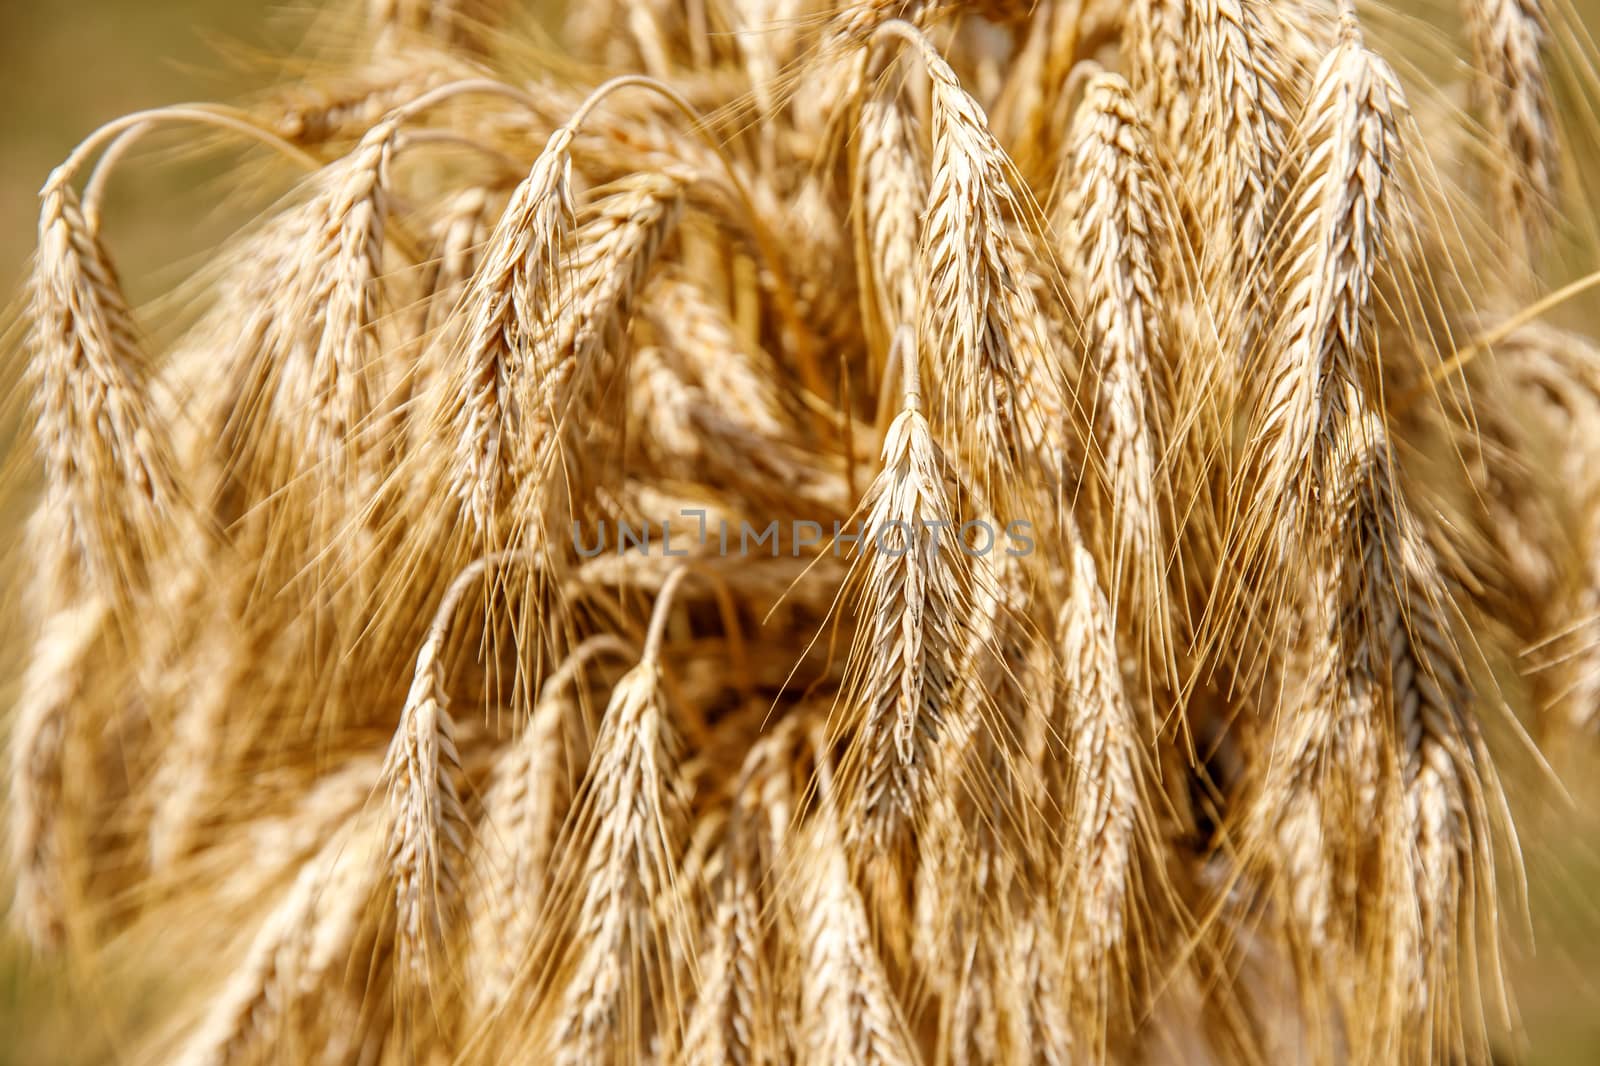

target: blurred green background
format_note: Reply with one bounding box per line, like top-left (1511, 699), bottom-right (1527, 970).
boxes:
top-left (5, 1), bottom-right (1600, 1063)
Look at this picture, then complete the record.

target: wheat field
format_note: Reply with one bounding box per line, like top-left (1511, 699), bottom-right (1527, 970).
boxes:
top-left (8, 0), bottom-right (1600, 1062)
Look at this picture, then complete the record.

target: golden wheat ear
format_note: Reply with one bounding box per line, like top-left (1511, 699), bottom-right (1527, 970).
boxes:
top-left (1462, 0), bottom-right (1560, 266)
top-left (1234, 13), bottom-right (1408, 607)
top-left (1062, 72), bottom-right (1177, 683)
top-left (171, 814), bottom-right (386, 1066)
top-left (837, 332), bottom-right (973, 856)
top-left (878, 22), bottom-right (1040, 483)
top-left (463, 634), bottom-right (633, 1017)
top-left (30, 177), bottom-right (186, 612)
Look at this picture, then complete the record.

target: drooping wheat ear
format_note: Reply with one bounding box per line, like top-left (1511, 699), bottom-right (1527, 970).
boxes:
top-left (1188, 0), bottom-right (1293, 322)
top-left (913, 584), bottom-right (1043, 1063)
top-left (1064, 72), bottom-right (1174, 673)
top-left (830, 0), bottom-right (945, 46)
top-left (1242, 15), bottom-right (1406, 574)
top-left (531, 567), bottom-right (702, 1061)
top-left (844, 334), bottom-right (972, 850)
top-left (30, 176), bottom-right (184, 603)
top-left (1497, 324), bottom-right (1600, 733)
top-left (1124, 0), bottom-right (1196, 158)
top-left (1056, 539), bottom-right (1151, 1037)
top-left (793, 770), bottom-right (920, 1066)
top-left (517, 169), bottom-right (691, 540)
top-left (857, 86), bottom-right (926, 353)
top-left (545, 653), bottom-right (691, 1065)
top-left (398, 187), bottom-right (495, 423)
top-left (146, 619), bottom-right (247, 873)
top-left (1326, 399), bottom-right (1498, 1050)
top-left (883, 21), bottom-right (1033, 476)
top-left (220, 117), bottom-right (398, 525)
top-left (173, 816), bottom-right (382, 1066)
top-left (1257, 567), bottom-right (1349, 963)
top-left (309, 117), bottom-right (398, 488)
top-left (1462, 0), bottom-right (1559, 262)
top-left (8, 591), bottom-right (106, 952)
top-left (381, 554), bottom-right (505, 986)
top-left (630, 344), bottom-right (703, 473)
top-left (681, 719), bottom-right (802, 1066)
top-left (682, 830), bottom-right (766, 1066)
top-left (210, 754), bottom-right (384, 913)
top-left (442, 125), bottom-right (574, 534)
top-left (268, 62), bottom-right (460, 148)
top-left (464, 634), bottom-right (634, 1014)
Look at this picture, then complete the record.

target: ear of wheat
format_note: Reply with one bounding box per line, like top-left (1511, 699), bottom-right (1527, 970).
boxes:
top-left (8, 0), bottom-right (1600, 1062)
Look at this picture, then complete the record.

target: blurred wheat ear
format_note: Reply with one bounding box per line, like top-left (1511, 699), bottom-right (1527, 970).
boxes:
top-left (9, 0), bottom-right (1600, 1062)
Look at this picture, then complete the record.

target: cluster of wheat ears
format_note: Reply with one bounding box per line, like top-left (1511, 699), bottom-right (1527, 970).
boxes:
top-left (11, 0), bottom-right (1600, 1061)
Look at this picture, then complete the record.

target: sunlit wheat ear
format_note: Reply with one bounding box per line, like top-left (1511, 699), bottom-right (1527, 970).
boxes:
top-left (146, 616), bottom-right (250, 875)
top-left (173, 816), bottom-right (383, 1066)
top-left (681, 829), bottom-right (766, 1066)
top-left (312, 119), bottom-right (400, 480)
top-left (682, 719), bottom-right (803, 1066)
top-left (1055, 540), bottom-right (1153, 1044)
top-left (1497, 324), bottom-right (1600, 733)
top-left (517, 169), bottom-right (691, 546)
top-left (1256, 562), bottom-right (1349, 965)
top-left (1463, 0), bottom-right (1558, 264)
top-left (464, 635), bottom-right (633, 1015)
top-left (443, 125), bottom-right (575, 536)
top-left (1188, 0), bottom-right (1293, 332)
top-left (1125, 0), bottom-right (1196, 157)
top-left (261, 118), bottom-right (401, 494)
top-left (1329, 405), bottom-right (1500, 1050)
top-left (1064, 72), bottom-right (1174, 675)
top-left (829, 0), bottom-right (947, 47)
top-left (913, 634), bottom-right (1037, 1065)
top-left (8, 588), bottom-right (107, 953)
top-left (792, 759), bottom-right (920, 1066)
top-left (1242, 14), bottom-right (1406, 576)
top-left (541, 574), bottom-right (694, 1065)
top-left (841, 332), bottom-right (972, 855)
top-left (268, 61), bottom-right (461, 149)
top-left (642, 274), bottom-right (793, 438)
top-left (397, 187), bottom-right (496, 425)
top-left (381, 554), bottom-right (503, 989)
top-left (31, 176), bottom-right (185, 606)
top-left (882, 21), bottom-right (1034, 477)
